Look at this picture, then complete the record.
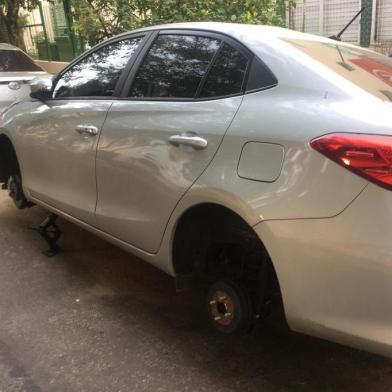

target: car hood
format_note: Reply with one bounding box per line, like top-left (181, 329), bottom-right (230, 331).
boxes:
top-left (0, 71), bottom-right (48, 82)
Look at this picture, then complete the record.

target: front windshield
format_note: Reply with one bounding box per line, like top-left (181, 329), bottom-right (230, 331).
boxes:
top-left (0, 49), bottom-right (43, 72)
top-left (283, 38), bottom-right (392, 102)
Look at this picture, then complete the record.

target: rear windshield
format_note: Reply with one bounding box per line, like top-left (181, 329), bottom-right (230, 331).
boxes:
top-left (0, 49), bottom-right (43, 72)
top-left (283, 38), bottom-right (392, 102)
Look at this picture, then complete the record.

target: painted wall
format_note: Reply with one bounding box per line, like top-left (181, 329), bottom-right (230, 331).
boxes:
top-left (36, 60), bottom-right (68, 74)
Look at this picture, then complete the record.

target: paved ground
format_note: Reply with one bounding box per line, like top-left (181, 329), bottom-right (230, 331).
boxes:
top-left (0, 192), bottom-right (392, 392)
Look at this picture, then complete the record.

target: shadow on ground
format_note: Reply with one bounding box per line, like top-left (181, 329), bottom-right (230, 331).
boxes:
top-left (0, 194), bottom-right (391, 391)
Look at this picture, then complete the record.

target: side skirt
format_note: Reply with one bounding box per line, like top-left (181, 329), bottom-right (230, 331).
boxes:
top-left (27, 195), bottom-right (175, 276)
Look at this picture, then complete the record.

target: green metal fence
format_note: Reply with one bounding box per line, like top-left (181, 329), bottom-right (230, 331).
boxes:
top-left (22, 0), bottom-right (78, 61)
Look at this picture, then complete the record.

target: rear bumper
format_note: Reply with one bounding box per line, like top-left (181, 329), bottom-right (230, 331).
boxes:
top-left (254, 183), bottom-right (392, 358)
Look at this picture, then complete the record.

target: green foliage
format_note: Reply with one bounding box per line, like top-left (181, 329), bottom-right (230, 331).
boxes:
top-left (70, 0), bottom-right (286, 46)
top-left (34, 31), bottom-right (46, 43)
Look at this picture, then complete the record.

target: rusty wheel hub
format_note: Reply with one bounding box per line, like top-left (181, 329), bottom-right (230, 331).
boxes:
top-left (209, 289), bottom-right (235, 327)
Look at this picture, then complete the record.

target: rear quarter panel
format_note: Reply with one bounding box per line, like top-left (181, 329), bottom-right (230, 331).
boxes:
top-left (191, 34), bottom-right (392, 222)
top-left (193, 86), bottom-right (373, 221)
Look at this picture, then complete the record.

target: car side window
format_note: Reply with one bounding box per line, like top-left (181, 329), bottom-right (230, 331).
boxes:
top-left (53, 37), bottom-right (142, 98)
top-left (199, 43), bottom-right (249, 98)
top-left (129, 34), bottom-right (220, 98)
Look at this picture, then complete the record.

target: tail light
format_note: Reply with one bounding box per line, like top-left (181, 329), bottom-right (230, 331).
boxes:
top-left (310, 133), bottom-right (392, 190)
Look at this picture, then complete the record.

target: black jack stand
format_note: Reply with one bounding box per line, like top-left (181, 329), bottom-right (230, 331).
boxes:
top-left (38, 213), bottom-right (62, 257)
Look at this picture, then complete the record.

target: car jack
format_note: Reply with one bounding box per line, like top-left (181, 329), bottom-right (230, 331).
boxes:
top-left (37, 213), bottom-right (62, 257)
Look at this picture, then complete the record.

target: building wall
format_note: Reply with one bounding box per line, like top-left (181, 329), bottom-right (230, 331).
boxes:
top-left (36, 60), bottom-right (68, 74)
top-left (376, 0), bottom-right (392, 41)
top-left (324, 0), bottom-right (361, 42)
top-left (290, 0), bottom-right (322, 35)
top-left (288, 0), bottom-right (392, 46)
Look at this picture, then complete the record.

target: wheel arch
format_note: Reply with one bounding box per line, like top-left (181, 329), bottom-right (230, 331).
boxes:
top-left (166, 188), bottom-right (262, 261)
top-left (169, 198), bottom-right (276, 281)
top-left (169, 199), bottom-right (286, 324)
top-left (173, 202), bottom-right (245, 274)
top-left (0, 132), bottom-right (20, 183)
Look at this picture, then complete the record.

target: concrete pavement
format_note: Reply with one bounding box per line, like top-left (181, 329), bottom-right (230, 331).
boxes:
top-left (0, 191), bottom-right (391, 392)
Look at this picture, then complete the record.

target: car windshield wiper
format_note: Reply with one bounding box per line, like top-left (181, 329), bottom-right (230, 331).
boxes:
top-left (336, 45), bottom-right (355, 71)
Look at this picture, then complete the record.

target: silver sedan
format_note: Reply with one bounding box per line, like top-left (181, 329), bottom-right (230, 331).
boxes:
top-left (0, 43), bottom-right (47, 111)
top-left (1, 23), bottom-right (392, 358)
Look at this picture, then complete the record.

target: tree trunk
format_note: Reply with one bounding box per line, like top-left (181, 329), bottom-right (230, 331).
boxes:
top-left (4, 21), bottom-right (26, 50)
top-left (1, 2), bottom-right (26, 50)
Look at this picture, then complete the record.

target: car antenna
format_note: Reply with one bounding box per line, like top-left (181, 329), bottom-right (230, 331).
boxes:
top-left (329, 7), bottom-right (365, 41)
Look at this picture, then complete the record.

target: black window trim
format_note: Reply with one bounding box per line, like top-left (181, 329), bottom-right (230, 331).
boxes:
top-left (246, 56), bottom-right (279, 94)
top-left (49, 31), bottom-right (152, 101)
top-left (119, 28), bottom-right (278, 102)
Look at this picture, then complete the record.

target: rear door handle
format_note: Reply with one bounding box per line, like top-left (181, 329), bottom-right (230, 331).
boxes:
top-left (75, 124), bottom-right (99, 136)
top-left (169, 132), bottom-right (208, 150)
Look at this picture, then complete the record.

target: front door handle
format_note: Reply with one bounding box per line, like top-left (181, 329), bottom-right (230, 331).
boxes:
top-left (169, 132), bottom-right (208, 150)
top-left (75, 124), bottom-right (99, 136)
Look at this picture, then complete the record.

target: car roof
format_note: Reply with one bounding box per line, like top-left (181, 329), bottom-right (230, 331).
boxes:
top-left (0, 43), bottom-right (19, 51)
top-left (116, 22), bottom-right (366, 55)
top-left (127, 22), bottom-right (336, 44)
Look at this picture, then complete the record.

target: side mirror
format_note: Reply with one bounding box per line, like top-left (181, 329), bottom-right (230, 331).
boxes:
top-left (29, 76), bottom-right (54, 101)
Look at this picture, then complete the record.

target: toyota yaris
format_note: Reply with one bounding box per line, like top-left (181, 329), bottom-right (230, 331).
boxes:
top-left (1, 23), bottom-right (392, 358)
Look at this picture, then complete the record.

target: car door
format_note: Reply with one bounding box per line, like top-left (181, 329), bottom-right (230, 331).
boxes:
top-left (20, 35), bottom-right (145, 225)
top-left (95, 30), bottom-right (251, 253)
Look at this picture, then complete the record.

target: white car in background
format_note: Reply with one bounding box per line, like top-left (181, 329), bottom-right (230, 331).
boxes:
top-left (1, 23), bottom-right (392, 359)
top-left (0, 43), bottom-right (48, 111)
